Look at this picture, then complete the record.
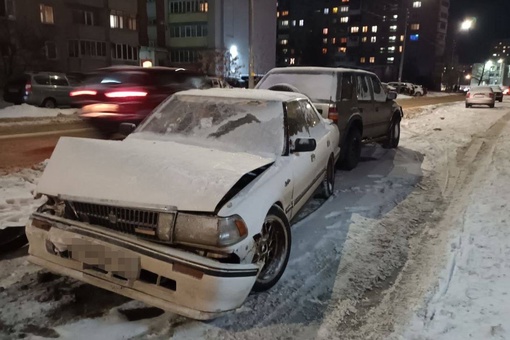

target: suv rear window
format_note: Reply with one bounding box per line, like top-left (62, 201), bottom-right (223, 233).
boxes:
top-left (257, 72), bottom-right (337, 102)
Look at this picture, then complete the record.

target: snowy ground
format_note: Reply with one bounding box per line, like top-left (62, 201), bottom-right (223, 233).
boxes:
top-left (1, 101), bottom-right (510, 339)
top-left (0, 104), bottom-right (76, 119)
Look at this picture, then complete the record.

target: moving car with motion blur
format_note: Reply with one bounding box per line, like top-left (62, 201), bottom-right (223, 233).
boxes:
top-left (71, 66), bottom-right (208, 134)
top-left (26, 89), bottom-right (340, 320)
top-left (465, 86), bottom-right (496, 108)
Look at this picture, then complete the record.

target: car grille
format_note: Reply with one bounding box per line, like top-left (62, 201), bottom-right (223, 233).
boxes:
top-left (67, 201), bottom-right (159, 238)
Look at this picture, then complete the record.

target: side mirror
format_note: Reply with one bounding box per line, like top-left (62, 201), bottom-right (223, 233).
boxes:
top-left (387, 91), bottom-right (398, 100)
top-left (292, 138), bottom-right (317, 153)
top-left (119, 122), bottom-right (136, 136)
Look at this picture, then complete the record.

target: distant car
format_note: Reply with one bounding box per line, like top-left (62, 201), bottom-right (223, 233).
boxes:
top-left (412, 84), bottom-right (425, 96)
top-left (26, 89), bottom-right (340, 320)
top-left (466, 86), bottom-right (495, 108)
top-left (382, 83), bottom-right (397, 94)
top-left (502, 86), bottom-right (509, 95)
top-left (71, 66), bottom-right (208, 133)
top-left (459, 85), bottom-right (470, 92)
top-left (206, 77), bottom-right (231, 88)
top-left (388, 82), bottom-right (414, 95)
top-left (490, 86), bottom-right (504, 102)
top-left (3, 72), bottom-right (73, 108)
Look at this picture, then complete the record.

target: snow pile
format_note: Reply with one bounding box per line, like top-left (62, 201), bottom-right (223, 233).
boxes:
top-left (0, 162), bottom-right (47, 230)
top-left (0, 104), bottom-right (76, 119)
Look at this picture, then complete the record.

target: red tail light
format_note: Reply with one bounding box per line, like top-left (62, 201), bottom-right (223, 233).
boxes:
top-left (105, 91), bottom-right (148, 98)
top-left (328, 105), bottom-right (338, 123)
top-left (70, 90), bottom-right (97, 96)
top-left (466, 92), bottom-right (471, 98)
top-left (489, 93), bottom-right (494, 98)
top-left (25, 81), bottom-right (32, 94)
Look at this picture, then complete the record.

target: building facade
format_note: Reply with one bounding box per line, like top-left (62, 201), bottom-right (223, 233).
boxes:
top-left (140, 0), bottom-right (277, 77)
top-left (276, 0), bottom-right (449, 89)
top-left (0, 0), bottom-right (140, 81)
top-left (490, 39), bottom-right (510, 63)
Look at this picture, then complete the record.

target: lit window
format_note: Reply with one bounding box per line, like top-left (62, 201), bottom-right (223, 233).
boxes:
top-left (341, 37), bottom-right (347, 43)
top-left (331, 38), bottom-right (336, 44)
top-left (393, 15), bottom-right (398, 19)
top-left (389, 36), bottom-right (396, 42)
top-left (282, 11), bottom-right (289, 16)
top-left (410, 23), bottom-right (420, 30)
top-left (40, 4), bottom-right (54, 24)
top-left (400, 35), bottom-right (404, 41)
top-left (351, 26), bottom-right (359, 33)
top-left (282, 20), bottom-right (289, 26)
top-left (388, 46), bottom-right (396, 53)
top-left (341, 6), bottom-right (349, 12)
top-left (277, 11), bottom-right (279, 18)
top-left (322, 48), bottom-right (328, 54)
top-left (332, 7), bottom-right (338, 13)
top-left (342, 0), bottom-right (349, 2)
top-left (387, 57), bottom-right (395, 64)
top-left (292, 20), bottom-right (296, 26)
top-left (371, 37), bottom-right (376, 43)
top-left (323, 28), bottom-right (328, 35)
top-left (413, 1), bottom-right (422, 8)
top-left (390, 25), bottom-right (397, 32)
top-left (410, 34), bottom-right (419, 41)
top-left (360, 57), bottom-right (366, 63)
top-left (339, 47), bottom-right (347, 53)
top-left (493, 53), bottom-right (498, 56)
top-left (372, 26), bottom-right (378, 32)
top-left (280, 39), bottom-right (288, 45)
top-left (399, 45), bottom-right (403, 52)
top-left (369, 57), bottom-right (375, 63)
top-left (362, 26), bottom-right (368, 33)
top-left (290, 57), bottom-right (295, 65)
top-left (323, 38), bottom-right (328, 44)
top-left (362, 37), bottom-right (367, 42)
top-left (299, 19), bottom-right (304, 26)
top-left (324, 8), bottom-right (329, 14)
top-left (341, 17), bottom-right (348, 23)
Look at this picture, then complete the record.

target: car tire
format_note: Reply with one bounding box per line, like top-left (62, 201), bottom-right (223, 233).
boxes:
top-left (319, 156), bottom-right (335, 199)
top-left (465, 103), bottom-right (470, 108)
top-left (383, 116), bottom-right (401, 149)
top-left (0, 227), bottom-right (28, 254)
top-left (42, 98), bottom-right (56, 108)
top-left (499, 99), bottom-right (503, 102)
top-left (340, 128), bottom-right (362, 171)
top-left (489, 104), bottom-right (495, 108)
top-left (252, 206), bottom-right (291, 292)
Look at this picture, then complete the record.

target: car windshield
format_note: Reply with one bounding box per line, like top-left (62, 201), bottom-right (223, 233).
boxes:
top-left (257, 72), bottom-right (336, 101)
top-left (132, 95), bottom-right (285, 156)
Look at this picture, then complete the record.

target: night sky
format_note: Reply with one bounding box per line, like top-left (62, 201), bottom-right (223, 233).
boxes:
top-left (450, 0), bottom-right (510, 64)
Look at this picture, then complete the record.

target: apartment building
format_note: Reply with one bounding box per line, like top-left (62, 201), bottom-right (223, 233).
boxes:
top-left (491, 39), bottom-right (510, 62)
top-left (0, 0), bottom-right (140, 79)
top-left (141, 0), bottom-right (276, 76)
top-left (276, 0), bottom-right (449, 89)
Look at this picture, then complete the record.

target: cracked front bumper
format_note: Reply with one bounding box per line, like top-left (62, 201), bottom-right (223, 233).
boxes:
top-left (26, 213), bottom-right (259, 320)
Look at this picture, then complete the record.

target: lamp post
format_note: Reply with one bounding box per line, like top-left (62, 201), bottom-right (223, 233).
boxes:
top-left (248, 0), bottom-right (255, 89)
top-left (397, 8), bottom-right (409, 82)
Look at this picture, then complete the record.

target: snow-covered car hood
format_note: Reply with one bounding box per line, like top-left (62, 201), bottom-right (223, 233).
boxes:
top-left (37, 137), bottom-right (275, 212)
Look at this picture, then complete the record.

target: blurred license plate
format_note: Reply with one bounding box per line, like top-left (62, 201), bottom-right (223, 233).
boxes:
top-left (70, 241), bottom-right (139, 279)
top-left (82, 103), bottom-right (119, 113)
top-left (474, 94), bottom-right (485, 97)
top-left (8, 88), bottom-right (18, 93)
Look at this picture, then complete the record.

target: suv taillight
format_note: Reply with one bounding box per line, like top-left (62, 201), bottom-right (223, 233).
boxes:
top-left (489, 93), bottom-right (494, 98)
top-left (328, 105), bottom-right (338, 123)
top-left (25, 81), bottom-right (32, 94)
top-left (105, 90), bottom-right (148, 98)
top-left (466, 92), bottom-right (470, 98)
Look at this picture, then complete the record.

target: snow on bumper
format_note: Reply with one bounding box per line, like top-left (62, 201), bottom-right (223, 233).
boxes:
top-left (26, 213), bottom-right (259, 320)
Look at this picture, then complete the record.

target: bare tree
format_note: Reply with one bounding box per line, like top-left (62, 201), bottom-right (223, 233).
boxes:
top-left (198, 48), bottom-right (243, 79)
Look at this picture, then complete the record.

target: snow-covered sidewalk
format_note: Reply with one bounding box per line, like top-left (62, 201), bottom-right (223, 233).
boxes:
top-left (397, 119), bottom-right (510, 339)
top-left (0, 104), bottom-right (76, 119)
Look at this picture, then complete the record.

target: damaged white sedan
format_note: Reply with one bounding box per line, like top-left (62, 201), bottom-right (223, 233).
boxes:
top-left (26, 89), bottom-right (340, 319)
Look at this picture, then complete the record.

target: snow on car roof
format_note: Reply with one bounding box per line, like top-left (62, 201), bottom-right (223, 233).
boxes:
top-left (267, 66), bottom-right (374, 75)
top-left (176, 88), bottom-right (309, 102)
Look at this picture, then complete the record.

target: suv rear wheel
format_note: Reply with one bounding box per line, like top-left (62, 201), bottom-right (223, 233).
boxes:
top-left (341, 128), bottom-right (362, 170)
top-left (42, 98), bottom-right (56, 108)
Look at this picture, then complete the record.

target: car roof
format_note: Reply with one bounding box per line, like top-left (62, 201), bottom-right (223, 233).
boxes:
top-left (175, 88), bottom-right (309, 102)
top-left (96, 66), bottom-right (202, 74)
top-left (266, 66), bottom-right (375, 76)
top-left (27, 72), bottom-right (67, 77)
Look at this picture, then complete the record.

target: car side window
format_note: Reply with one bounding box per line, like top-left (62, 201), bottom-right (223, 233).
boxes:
top-left (299, 100), bottom-right (320, 128)
top-left (50, 76), bottom-right (69, 86)
top-left (286, 100), bottom-right (310, 138)
top-left (370, 76), bottom-right (386, 102)
top-left (356, 75), bottom-right (372, 101)
top-left (340, 73), bottom-right (354, 101)
top-left (33, 75), bottom-right (50, 85)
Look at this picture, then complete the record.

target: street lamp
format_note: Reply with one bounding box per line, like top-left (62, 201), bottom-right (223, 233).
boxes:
top-left (465, 74), bottom-right (471, 80)
top-left (460, 18), bottom-right (474, 31)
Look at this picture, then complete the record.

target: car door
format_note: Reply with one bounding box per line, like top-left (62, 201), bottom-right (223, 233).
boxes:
top-left (285, 100), bottom-right (317, 219)
top-left (50, 75), bottom-right (72, 106)
top-left (355, 74), bottom-right (376, 138)
top-left (369, 75), bottom-right (393, 137)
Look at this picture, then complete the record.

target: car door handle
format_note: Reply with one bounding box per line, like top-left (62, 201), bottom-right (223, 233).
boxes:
top-left (311, 154), bottom-right (316, 162)
top-left (285, 179), bottom-right (291, 187)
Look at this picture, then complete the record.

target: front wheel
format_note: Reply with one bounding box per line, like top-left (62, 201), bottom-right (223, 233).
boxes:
top-left (319, 157), bottom-right (335, 198)
top-left (383, 117), bottom-right (401, 149)
top-left (489, 104), bottom-right (495, 108)
top-left (252, 206), bottom-right (291, 292)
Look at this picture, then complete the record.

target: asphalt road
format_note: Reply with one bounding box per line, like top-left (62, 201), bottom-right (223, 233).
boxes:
top-left (0, 94), bottom-right (464, 171)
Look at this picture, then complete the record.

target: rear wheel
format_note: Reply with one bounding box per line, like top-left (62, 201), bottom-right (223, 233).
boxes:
top-left (252, 206), bottom-right (291, 292)
top-left (383, 116), bottom-right (401, 149)
top-left (319, 157), bottom-right (335, 198)
top-left (489, 103), bottom-right (495, 108)
top-left (42, 98), bottom-right (56, 108)
top-left (465, 103), bottom-right (470, 108)
top-left (340, 128), bottom-right (362, 170)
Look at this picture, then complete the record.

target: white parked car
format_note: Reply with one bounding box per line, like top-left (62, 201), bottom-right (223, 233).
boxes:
top-left (412, 84), bottom-right (424, 96)
top-left (26, 89), bottom-right (340, 320)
